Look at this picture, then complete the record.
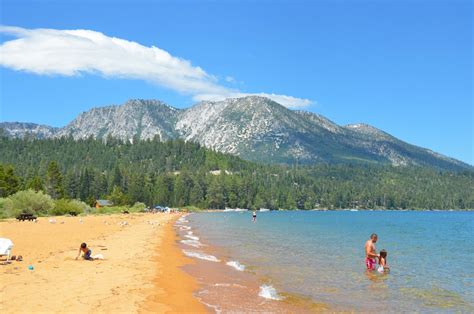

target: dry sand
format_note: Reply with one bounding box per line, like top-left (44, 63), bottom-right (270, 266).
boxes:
top-left (0, 213), bottom-right (207, 313)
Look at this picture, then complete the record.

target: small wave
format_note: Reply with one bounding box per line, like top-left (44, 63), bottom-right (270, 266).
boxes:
top-left (184, 234), bottom-right (200, 241)
top-left (187, 231), bottom-right (193, 235)
top-left (259, 284), bottom-right (282, 300)
top-left (214, 282), bottom-right (247, 289)
top-left (198, 299), bottom-right (221, 314)
top-left (214, 283), bottom-right (231, 287)
top-left (226, 260), bottom-right (245, 271)
top-left (180, 239), bottom-right (203, 248)
top-left (182, 250), bottom-right (220, 262)
top-left (176, 218), bottom-right (189, 224)
top-left (179, 226), bottom-right (191, 230)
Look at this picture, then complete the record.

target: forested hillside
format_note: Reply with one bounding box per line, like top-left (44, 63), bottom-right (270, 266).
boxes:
top-left (0, 136), bottom-right (473, 210)
top-left (2, 97), bottom-right (471, 171)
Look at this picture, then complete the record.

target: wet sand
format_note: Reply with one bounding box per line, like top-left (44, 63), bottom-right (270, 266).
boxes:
top-left (143, 217), bottom-right (207, 312)
top-left (0, 213), bottom-right (206, 313)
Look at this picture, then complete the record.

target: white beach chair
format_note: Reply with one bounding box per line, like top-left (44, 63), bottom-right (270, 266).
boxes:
top-left (0, 238), bottom-right (14, 261)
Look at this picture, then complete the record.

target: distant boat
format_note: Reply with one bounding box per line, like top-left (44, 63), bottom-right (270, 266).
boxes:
top-left (259, 208), bottom-right (270, 212)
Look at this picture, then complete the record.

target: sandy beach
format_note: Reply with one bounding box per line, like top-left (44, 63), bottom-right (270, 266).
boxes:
top-left (0, 213), bottom-right (206, 313)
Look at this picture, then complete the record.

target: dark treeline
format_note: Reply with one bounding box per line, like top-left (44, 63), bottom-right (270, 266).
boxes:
top-left (0, 135), bottom-right (473, 210)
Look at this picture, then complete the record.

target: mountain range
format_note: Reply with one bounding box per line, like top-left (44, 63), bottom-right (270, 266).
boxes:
top-left (1, 97), bottom-right (471, 171)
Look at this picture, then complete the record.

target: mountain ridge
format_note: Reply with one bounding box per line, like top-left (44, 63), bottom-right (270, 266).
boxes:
top-left (1, 97), bottom-right (471, 171)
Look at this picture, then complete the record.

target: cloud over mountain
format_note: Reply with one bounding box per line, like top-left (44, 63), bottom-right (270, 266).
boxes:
top-left (0, 25), bottom-right (312, 108)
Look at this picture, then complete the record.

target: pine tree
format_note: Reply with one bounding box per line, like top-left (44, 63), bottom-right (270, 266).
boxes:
top-left (0, 165), bottom-right (6, 197)
top-left (4, 166), bottom-right (20, 196)
top-left (155, 174), bottom-right (174, 206)
top-left (109, 186), bottom-right (128, 205)
top-left (45, 161), bottom-right (65, 199)
top-left (27, 176), bottom-right (44, 192)
top-left (79, 168), bottom-right (92, 201)
top-left (207, 177), bottom-right (225, 209)
top-left (189, 174), bottom-right (206, 207)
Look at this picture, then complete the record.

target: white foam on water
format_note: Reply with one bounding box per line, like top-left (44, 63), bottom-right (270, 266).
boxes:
top-left (214, 282), bottom-right (247, 289)
top-left (258, 284), bottom-right (282, 300)
top-left (179, 226), bottom-right (191, 231)
top-left (198, 299), bottom-right (221, 314)
top-left (226, 260), bottom-right (245, 271)
top-left (187, 231), bottom-right (193, 235)
top-left (180, 239), bottom-right (203, 248)
top-left (176, 216), bottom-right (190, 224)
top-left (184, 234), bottom-right (200, 241)
top-left (214, 283), bottom-right (231, 287)
top-left (182, 250), bottom-right (220, 262)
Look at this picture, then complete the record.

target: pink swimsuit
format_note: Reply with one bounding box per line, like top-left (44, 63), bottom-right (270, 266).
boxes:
top-left (365, 257), bottom-right (376, 270)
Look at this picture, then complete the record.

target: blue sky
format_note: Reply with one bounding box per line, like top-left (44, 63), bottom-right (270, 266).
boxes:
top-left (0, 0), bottom-right (472, 164)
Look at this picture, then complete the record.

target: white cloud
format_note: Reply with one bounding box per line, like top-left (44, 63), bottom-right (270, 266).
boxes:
top-left (0, 25), bottom-right (312, 108)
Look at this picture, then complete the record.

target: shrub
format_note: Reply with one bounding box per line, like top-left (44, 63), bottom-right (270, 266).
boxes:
top-left (130, 202), bottom-right (146, 213)
top-left (50, 199), bottom-right (91, 216)
top-left (9, 189), bottom-right (54, 216)
top-left (182, 206), bottom-right (202, 212)
top-left (0, 198), bottom-right (17, 219)
top-left (93, 205), bottom-right (127, 215)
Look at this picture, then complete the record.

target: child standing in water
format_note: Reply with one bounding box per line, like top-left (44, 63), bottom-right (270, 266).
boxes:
top-left (377, 249), bottom-right (390, 273)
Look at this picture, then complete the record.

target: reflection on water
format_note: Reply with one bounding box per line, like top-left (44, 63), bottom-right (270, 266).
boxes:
top-left (189, 211), bottom-right (474, 312)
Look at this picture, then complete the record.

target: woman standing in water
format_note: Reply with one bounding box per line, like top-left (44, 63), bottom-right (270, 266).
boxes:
top-left (252, 210), bottom-right (257, 222)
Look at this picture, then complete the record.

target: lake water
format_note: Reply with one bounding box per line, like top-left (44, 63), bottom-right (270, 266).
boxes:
top-left (187, 211), bottom-right (474, 312)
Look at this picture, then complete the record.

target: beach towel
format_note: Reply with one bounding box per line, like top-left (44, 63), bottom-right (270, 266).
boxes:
top-left (0, 238), bottom-right (13, 255)
top-left (92, 254), bottom-right (104, 260)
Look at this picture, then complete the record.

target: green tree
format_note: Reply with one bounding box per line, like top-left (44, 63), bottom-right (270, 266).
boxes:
top-left (0, 165), bottom-right (20, 197)
top-left (207, 177), bottom-right (225, 209)
top-left (109, 186), bottom-right (128, 206)
top-left (27, 176), bottom-right (44, 192)
top-left (45, 161), bottom-right (65, 199)
top-left (155, 174), bottom-right (174, 206)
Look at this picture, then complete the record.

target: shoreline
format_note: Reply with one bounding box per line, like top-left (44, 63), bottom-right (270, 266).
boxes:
top-left (142, 214), bottom-right (207, 313)
top-left (176, 214), bottom-right (329, 313)
top-left (0, 213), bottom-right (205, 313)
top-left (204, 208), bottom-right (474, 212)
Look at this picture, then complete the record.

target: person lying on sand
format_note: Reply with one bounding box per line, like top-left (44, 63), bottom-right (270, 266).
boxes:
top-left (76, 242), bottom-right (93, 261)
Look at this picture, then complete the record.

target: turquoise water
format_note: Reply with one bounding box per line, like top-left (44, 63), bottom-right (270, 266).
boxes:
top-left (189, 211), bottom-right (474, 312)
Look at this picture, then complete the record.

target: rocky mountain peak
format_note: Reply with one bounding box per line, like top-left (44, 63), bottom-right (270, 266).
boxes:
top-left (0, 122), bottom-right (59, 139)
top-left (55, 98), bottom-right (180, 141)
top-left (345, 123), bottom-right (394, 142)
top-left (123, 99), bottom-right (178, 111)
top-left (1, 98), bottom-right (471, 171)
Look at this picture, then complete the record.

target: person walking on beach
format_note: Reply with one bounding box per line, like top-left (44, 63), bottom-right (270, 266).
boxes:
top-left (365, 233), bottom-right (379, 271)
